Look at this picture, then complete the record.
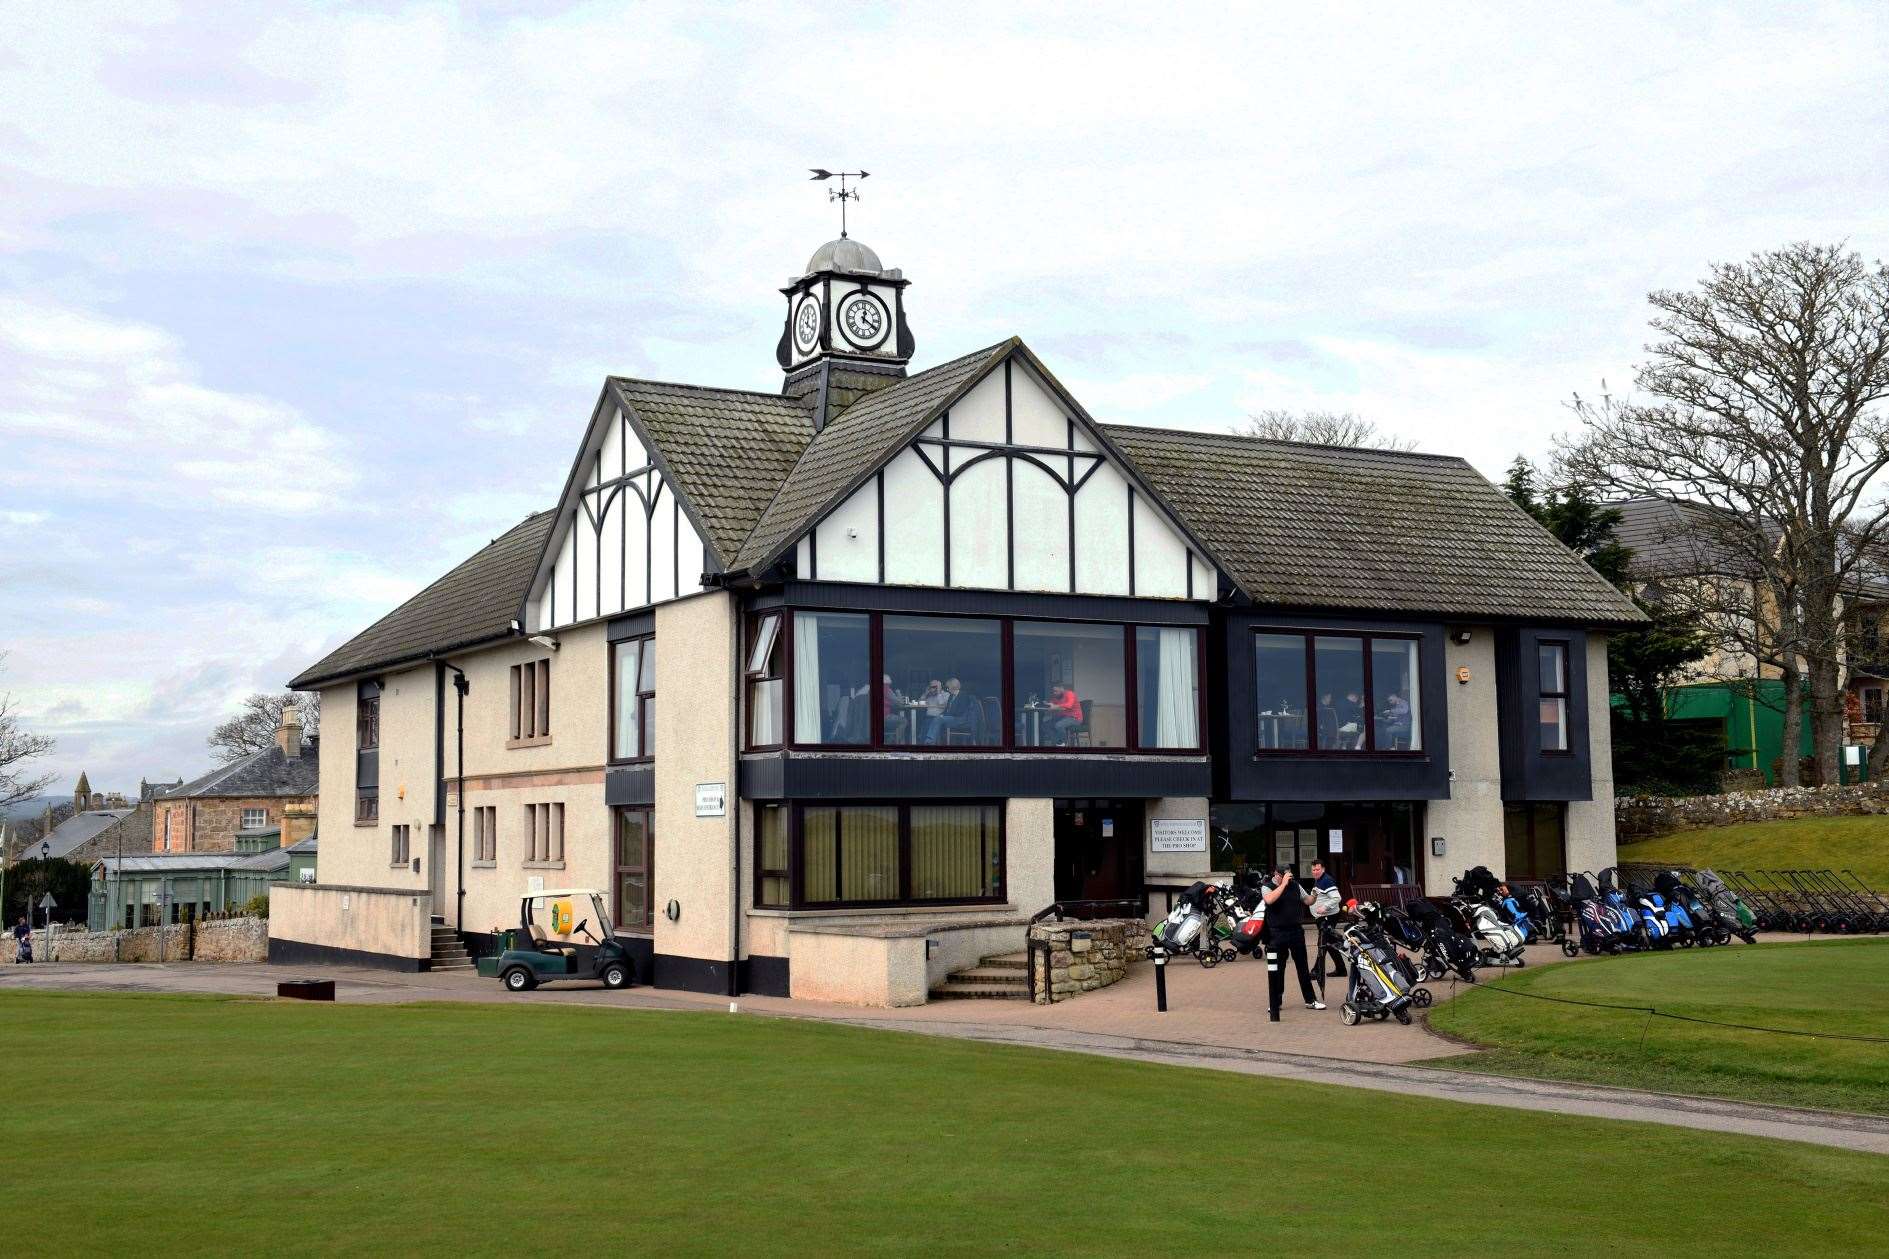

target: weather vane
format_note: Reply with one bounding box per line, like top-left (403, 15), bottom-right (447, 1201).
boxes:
top-left (809, 168), bottom-right (869, 238)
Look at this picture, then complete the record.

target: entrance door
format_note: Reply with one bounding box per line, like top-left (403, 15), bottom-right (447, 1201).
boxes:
top-left (1054, 799), bottom-right (1145, 911)
top-left (427, 824), bottom-right (446, 920)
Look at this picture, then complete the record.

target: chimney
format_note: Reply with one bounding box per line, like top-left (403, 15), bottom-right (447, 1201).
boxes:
top-left (276, 702), bottom-right (304, 759)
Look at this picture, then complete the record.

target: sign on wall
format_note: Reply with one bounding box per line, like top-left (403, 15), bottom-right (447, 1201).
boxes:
top-left (1327, 829), bottom-right (1344, 853)
top-left (695, 782), bottom-right (727, 818)
top-left (1149, 819), bottom-right (1208, 853)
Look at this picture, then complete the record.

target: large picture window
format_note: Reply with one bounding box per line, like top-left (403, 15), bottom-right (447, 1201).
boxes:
top-left (743, 609), bottom-right (1203, 754)
top-left (611, 636), bottom-right (655, 761)
top-left (756, 801), bottom-right (1006, 909)
top-left (1504, 803), bottom-right (1566, 880)
top-left (1252, 629), bottom-right (1422, 754)
top-left (614, 807), bottom-right (653, 931)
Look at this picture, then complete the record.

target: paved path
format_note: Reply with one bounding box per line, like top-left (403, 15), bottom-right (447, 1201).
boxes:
top-left (6, 942), bottom-right (1885, 1154)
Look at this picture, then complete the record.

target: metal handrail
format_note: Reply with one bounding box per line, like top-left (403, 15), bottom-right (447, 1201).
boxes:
top-left (1025, 899), bottom-right (1145, 1003)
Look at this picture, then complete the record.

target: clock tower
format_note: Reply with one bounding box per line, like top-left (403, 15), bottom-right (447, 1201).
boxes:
top-left (777, 236), bottom-right (915, 430)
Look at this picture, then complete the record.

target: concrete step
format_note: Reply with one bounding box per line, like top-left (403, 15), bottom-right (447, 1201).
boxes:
top-left (432, 949), bottom-right (469, 962)
top-left (950, 966), bottom-right (1028, 986)
top-left (430, 958), bottom-right (475, 971)
top-left (929, 982), bottom-right (1030, 1001)
top-left (978, 952), bottom-right (1029, 970)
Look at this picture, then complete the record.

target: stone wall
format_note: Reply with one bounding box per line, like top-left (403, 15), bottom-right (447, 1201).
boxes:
top-left (1030, 916), bottom-right (1150, 1005)
top-left (1617, 782), bottom-right (1889, 840)
top-left (154, 795), bottom-right (315, 854)
top-left (7, 916), bottom-right (267, 964)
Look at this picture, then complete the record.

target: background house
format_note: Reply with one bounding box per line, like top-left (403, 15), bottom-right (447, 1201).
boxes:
top-left (152, 705), bottom-right (319, 853)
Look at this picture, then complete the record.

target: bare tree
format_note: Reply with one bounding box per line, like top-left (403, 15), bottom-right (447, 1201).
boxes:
top-left (0, 654), bottom-right (55, 812)
top-left (207, 692), bottom-right (322, 763)
top-left (1560, 243), bottom-right (1889, 786)
top-left (1242, 409), bottom-right (1419, 451)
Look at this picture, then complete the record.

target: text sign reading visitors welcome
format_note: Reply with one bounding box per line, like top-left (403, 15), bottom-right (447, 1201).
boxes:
top-left (1149, 819), bottom-right (1207, 853)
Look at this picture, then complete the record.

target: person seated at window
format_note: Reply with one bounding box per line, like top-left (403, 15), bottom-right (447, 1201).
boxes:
top-left (923, 678), bottom-right (979, 744)
top-left (1379, 690), bottom-right (1411, 747)
top-left (1045, 683), bottom-right (1083, 746)
top-left (1338, 690), bottom-right (1365, 735)
top-left (878, 673), bottom-right (902, 741)
top-left (918, 679), bottom-right (947, 714)
top-left (1316, 691), bottom-right (1340, 746)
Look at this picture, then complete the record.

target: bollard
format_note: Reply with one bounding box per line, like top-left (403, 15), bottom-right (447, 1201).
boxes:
top-left (1153, 949), bottom-right (1168, 1012)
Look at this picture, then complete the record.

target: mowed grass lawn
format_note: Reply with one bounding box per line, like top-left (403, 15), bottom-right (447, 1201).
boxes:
top-left (3, 993), bottom-right (1887, 1256)
top-left (1428, 938), bottom-right (1889, 1115)
top-left (1618, 814), bottom-right (1889, 886)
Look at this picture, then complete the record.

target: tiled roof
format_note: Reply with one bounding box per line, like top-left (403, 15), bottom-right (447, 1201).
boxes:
top-left (1104, 425), bottom-right (1646, 625)
top-left (728, 340), bottom-right (1014, 571)
top-left (289, 511), bottom-right (554, 689)
top-left (607, 379), bottom-right (812, 566)
top-left (166, 739), bottom-right (320, 802)
top-left (40, 809), bottom-right (137, 861)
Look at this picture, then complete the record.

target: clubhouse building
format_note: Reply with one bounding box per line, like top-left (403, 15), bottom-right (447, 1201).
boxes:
top-left (280, 233), bottom-right (1643, 1001)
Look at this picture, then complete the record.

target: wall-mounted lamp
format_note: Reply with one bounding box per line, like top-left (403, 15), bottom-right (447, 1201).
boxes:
top-left (529, 634), bottom-right (561, 652)
top-left (1451, 628), bottom-right (1473, 645)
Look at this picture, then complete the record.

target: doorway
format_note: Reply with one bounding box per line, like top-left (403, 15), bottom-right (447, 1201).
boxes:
top-left (1053, 799), bottom-right (1145, 911)
top-left (427, 824), bottom-right (446, 921)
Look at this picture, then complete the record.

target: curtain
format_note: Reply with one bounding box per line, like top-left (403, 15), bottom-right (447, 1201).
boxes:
top-left (839, 807), bottom-right (900, 901)
top-left (793, 612), bottom-right (823, 743)
top-left (1153, 627), bottom-right (1198, 747)
top-left (911, 805), bottom-right (997, 899)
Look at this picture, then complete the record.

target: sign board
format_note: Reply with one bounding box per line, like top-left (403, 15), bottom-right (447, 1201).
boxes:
top-left (1101, 818), bottom-right (1114, 838)
top-left (37, 893), bottom-right (57, 911)
top-left (1327, 829), bottom-right (1344, 854)
top-left (1845, 745), bottom-right (1863, 766)
top-left (1149, 819), bottom-right (1208, 853)
top-left (695, 782), bottom-right (727, 818)
top-left (527, 875), bottom-right (545, 895)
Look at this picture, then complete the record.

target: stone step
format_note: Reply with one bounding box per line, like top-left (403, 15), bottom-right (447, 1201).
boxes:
top-left (432, 949), bottom-right (469, 962)
top-left (430, 958), bottom-right (475, 971)
top-left (978, 952), bottom-right (1029, 969)
top-left (950, 967), bottom-right (1028, 986)
top-left (928, 982), bottom-right (1030, 1001)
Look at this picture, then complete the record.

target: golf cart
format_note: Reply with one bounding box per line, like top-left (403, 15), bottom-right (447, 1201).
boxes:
top-left (477, 888), bottom-right (635, 992)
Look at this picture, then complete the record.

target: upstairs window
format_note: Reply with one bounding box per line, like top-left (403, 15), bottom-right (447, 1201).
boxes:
top-left (612, 637), bottom-right (655, 761)
top-left (525, 801), bottom-right (565, 864)
top-left (240, 808), bottom-right (267, 830)
top-left (510, 659), bottom-right (552, 743)
top-left (1252, 630), bottom-right (1422, 754)
top-left (356, 689), bottom-right (380, 750)
top-left (746, 613), bottom-right (783, 748)
top-left (1538, 642), bottom-right (1569, 752)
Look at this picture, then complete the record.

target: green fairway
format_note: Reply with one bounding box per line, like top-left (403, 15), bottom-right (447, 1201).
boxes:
top-left (1427, 938), bottom-right (1889, 1114)
top-left (1618, 814), bottom-right (1889, 886)
top-left (2, 992), bottom-right (1886, 1256)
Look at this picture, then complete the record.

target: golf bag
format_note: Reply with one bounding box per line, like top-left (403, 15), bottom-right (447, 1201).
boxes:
top-left (1454, 898), bottom-right (1527, 967)
top-left (1695, 869), bottom-right (1759, 943)
top-left (1597, 869), bottom-right (1655, 949)
top-left (1150, 881), bottom-right (1218, 960)
top-left (1336, 921), bottom-right (1424, 1025)
top-left (1351, 902), bottom-right (1424, 992)
top-left (1656, 870), bottom-right (1725, 945)
top-left (1406, 898), bottom-right (1480, 982)
top-left (1564, 872), bottom-right (1633, 955)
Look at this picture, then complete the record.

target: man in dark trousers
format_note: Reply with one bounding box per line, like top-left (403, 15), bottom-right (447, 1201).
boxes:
top-left (1260, 865), bottom-right (1322, 1021)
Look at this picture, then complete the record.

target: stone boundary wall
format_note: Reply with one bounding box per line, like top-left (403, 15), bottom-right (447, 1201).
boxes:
top-left (6, 916), bottom-right (267, 964)
top-left (1030, 917), bottom-right (1150, 1005)
top-left (1617, 782), bottom-right (1889, 840)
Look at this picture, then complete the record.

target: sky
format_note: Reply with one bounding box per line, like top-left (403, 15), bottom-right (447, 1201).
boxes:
top-left (3, 0), bottom-right (1888, 796)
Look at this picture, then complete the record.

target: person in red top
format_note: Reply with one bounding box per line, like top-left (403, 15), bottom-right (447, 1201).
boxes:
top-left (1046, 683), bottom-right (1083, 746)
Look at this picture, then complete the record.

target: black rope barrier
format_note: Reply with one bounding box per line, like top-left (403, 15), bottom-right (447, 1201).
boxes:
top-left (1460, 982), bottom-right (1889, 1044)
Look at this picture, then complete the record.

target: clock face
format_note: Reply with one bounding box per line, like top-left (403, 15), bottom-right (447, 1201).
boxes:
top-left (793, 296), bottom-right (821, 353)
top-left (838, 292), bottom-right (890, 349)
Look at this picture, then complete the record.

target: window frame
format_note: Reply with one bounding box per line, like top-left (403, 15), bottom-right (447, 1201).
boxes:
top-left (389, 823), bottom-right (410, 867)
top-left (240, 807), bottom-right (267, 831)
top-left (751, 608), bottom-right (1205, 755)
top-left (1538, 640), bottom-right (1572, 756)
top-left (755, 800), bottom-right (1007, 911)
top-left (745, 613), bottom-right (785, 752)
top-left (608, 634), bottom-right (656, 764)
top-left (472, 805), bottom-right (497, 865)
top-left (1249, 627), bottom-right (1426, 758)
top-left (509, 658), bottom-right (553, 745)
top-left (612, 806), bottom-right (654, 933)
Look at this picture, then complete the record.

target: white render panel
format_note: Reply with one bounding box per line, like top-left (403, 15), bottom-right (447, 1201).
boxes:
top-left (947, 370), bottom-right (1006, 445)
top-left (1071, 426), bottom-right (1097, 455)
top-left (621, 478), bottom-right (649, 611)
top-left (949, 456), bottom-right (1008, 588)
top-left (1074, 461), bottom-right (1133, 595)
top-left (795, 535), bottom-right (813, 579)
top-left (1191, 552), bottom-right (1216, 600)
top-left (649, 482), bottom-right (678, 603)
top-left (882, 451), bottom-right (945, 584)
top-left (812, 471), bottom-right (880, 582)
top-left (599, 483), bottom-right (625, 614)
top-left (1010, 365), bottom-right (1070, 451)
top-left (1011, 459), bottom-right (1071, 592)
top-left (1134, 491), bottom-right (1189, 598)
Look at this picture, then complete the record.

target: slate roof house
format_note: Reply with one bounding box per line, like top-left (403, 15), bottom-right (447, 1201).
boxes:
top-left (283, 233), bottom-right (1640, 1002)
top-left (152, 705), bottom-right (319, 855)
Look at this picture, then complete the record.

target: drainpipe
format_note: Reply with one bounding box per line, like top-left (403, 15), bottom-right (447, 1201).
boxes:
top-left (729, 599), bottom-right (742, 999)
top-left (434, 659), bottom-right (470, 932)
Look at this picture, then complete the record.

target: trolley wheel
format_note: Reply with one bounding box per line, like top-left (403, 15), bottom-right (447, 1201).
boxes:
top-left (1424, 959), bottom-right (1447, 981)
top-left (1394, 1006), bottom-right (1413, 1025)
top-left (1678, 936), bottom-right (1694, 948)
top-left (1197, 949), bottom-right (1218, 969)
top-left (1340, 1003), bottom-right (1361, 1026)
top-left (1412, 987), bottom-right (1434, 1009)
top-left (1514, 955), bottom-right (1526, 968)
top-left (1221, 947), bottom-right (1239, 965)
top-left (1561, 940), bottom-right (1579, 958)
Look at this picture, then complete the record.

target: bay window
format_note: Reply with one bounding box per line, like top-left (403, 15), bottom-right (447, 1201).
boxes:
top-left (753, 801), bottom-right (1006, 909)
top-left (742, 609), bottom-right (1202, 753)
top-left (1538, 642), bottom-right (1569, 752)
top-left (611, 636), bottom-right (655, 761)
top-left (1253, 629), bottom-right (1422, 754)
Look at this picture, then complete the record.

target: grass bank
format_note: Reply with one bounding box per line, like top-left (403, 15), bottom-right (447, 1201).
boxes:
top-left (2, 989), bottom-right (1886, 1256)
top-left (1618, 814), bottom-right (1889, 885)
top-left (1426, 938), bottom-right (1889, 1114)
